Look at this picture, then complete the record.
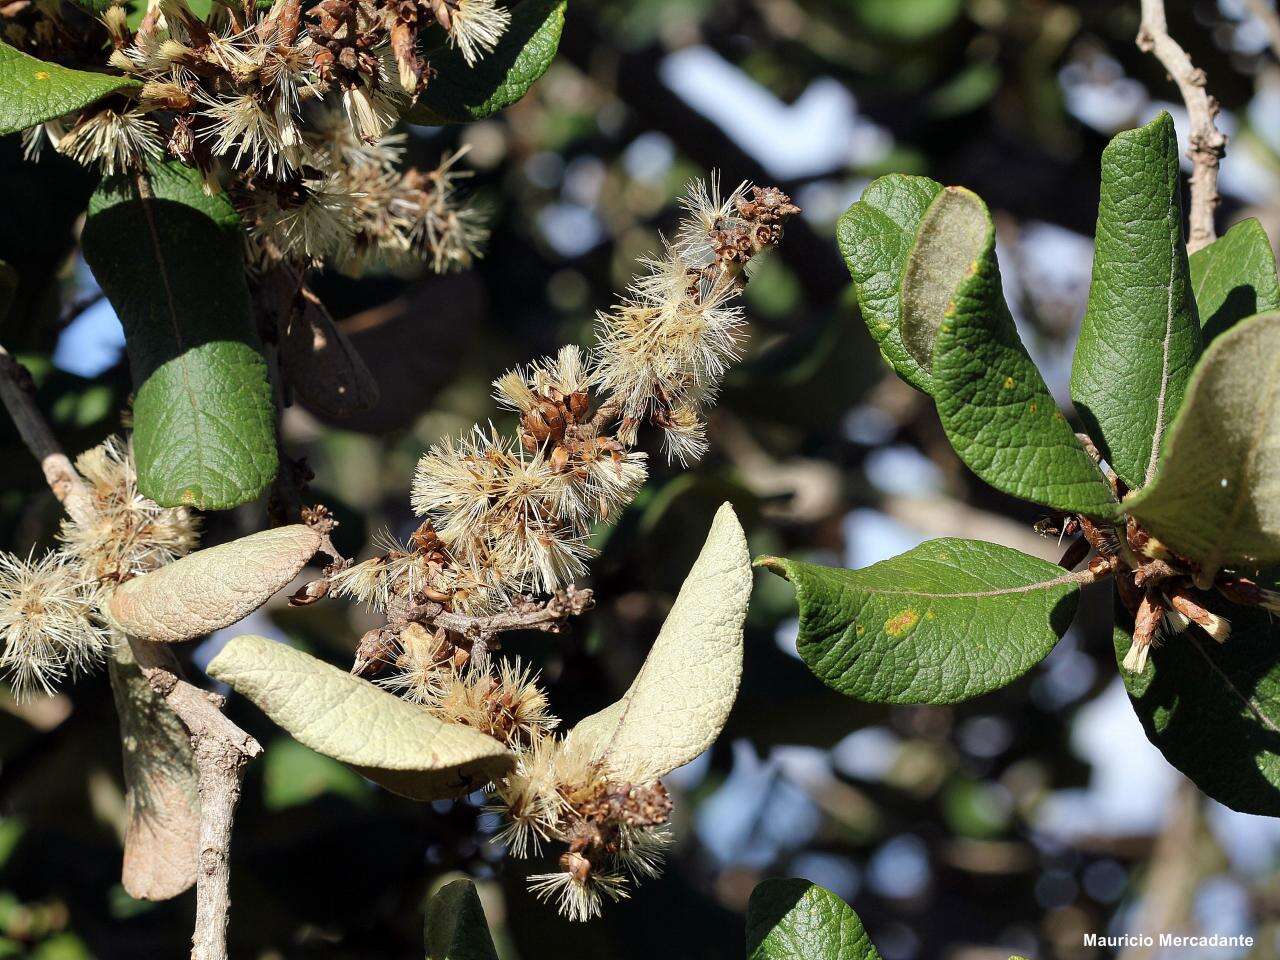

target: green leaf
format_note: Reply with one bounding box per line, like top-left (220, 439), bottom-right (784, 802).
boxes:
top-left (837, 174), bottom-right (943, 393)
top-left (81, 160), bottom-right (277, 510)
top-left (1190, 217), bottom-right (1280, 343)
top-left (0, 42), bottom-right (138, 136)
top-left (425, 879), bottom-right (499, 960)
top-left (262, 737), bottom-right (366, 811)
top-left (924, 187), bottom-right (1116, 514)
top-left (1117, 600), bottom-right (1280, 816)
top-left (746, 878), bottom-right (882, 960)
top-left (759, 539), bottom-right (1083, 704)
top-left (1124, 312), bottom-right (1280, 573)
top-left (207, 635), bottom-right (514, 801)
top-left (1071, 111), bottom-right (1202, 491)
top-left (405, 0), bottom-right (565, 125)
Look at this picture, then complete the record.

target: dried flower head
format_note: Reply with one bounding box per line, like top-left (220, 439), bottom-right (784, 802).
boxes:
top-left (0, 552), bottom-right (108, 699)
top-left (428, 657), bottom-right (558, 745)
top-left (435, 0), bottom-right (511, 67)
top-left (60, 436), bottom-right (200, 584)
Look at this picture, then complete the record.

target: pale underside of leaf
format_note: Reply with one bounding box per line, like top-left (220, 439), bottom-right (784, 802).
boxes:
top-left (1125, 312), bottom-right (1280, 572)
top-left (108, 525), bottom-right (322, 643)
top-left (562, 503), bottom-right (751, 784)
top-left (900, 186), bottom-right (988, 372)
top-left (207, 635), bottom-right (513, 800)
top-left (108, 640), bottom-right (199, 901)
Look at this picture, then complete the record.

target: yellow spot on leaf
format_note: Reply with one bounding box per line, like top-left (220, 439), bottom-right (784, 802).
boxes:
top-left (34, 70), bottom-right (49, 80)
top-left (1028, 402), bottom-right (1037, 413)
top-left (885, 609), bottom-right (919, 637)
top-left (1003, 376), bottom-right (1014, 389)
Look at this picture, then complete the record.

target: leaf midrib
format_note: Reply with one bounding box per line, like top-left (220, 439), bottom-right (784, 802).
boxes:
top-left (1146, 167), bottom-right (1179, 486)
top-left (133, 172), bottom-right (207, 502)
top-left (1188, 632), bottom-right (1280, 734)
top-left (841, 566), bottom-right (1094, 600)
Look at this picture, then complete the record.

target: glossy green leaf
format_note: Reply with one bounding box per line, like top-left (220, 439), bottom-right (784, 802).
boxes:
top-left (836, 174), bottom-right (942, 393)
top-left (1071, 111), bottom-right (1202, 491)
top-left (0, 42), bottom-right (138, 136)
top-left (1124, 312), bottom-right (1280, 573)
top-left (1117, 600), bottom-right (1280, 816)
top-left (925, 187), bottom-right (1116, 514)
top-left (81, 160), bottom-right (277, 510)
top-left (759, 539), bottom-right (1083, 704)
top-left (746, 879), bottom-right (882, 960)
top-left (425, 879), bottom-right (499, 960)
top-left (405, 0), bottom-right (565, 125)
top-left (207, 635), bottom-right (514, 801)
top-left (1190, 217), bottom-right (1280, 343)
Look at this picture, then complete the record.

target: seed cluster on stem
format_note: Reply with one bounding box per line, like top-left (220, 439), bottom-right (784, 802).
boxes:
top-left (313, 175), bottom-right (799, 918)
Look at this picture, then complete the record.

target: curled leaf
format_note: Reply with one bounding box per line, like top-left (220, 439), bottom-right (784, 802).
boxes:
top-left (563, 503), bottom-right (751, 783)
top-left (207, 635), bottom-right (513, 800)
top-left (1071, 112), bottom-right (1202, 490)
top-left (899, 185), bottom-right (988, 373)
top-left (108, 640), bottom-right (199, 901)
top-left (274, 281), bottom-right (379, 419)
top-left (108, 525), bottom-right (322, 643)
top-left (425, 878), bottom-right (500, 960)
top-left (836, 173), bottom-right (943, 393)
top-left (1125, 311), bottom-right (1280, 573)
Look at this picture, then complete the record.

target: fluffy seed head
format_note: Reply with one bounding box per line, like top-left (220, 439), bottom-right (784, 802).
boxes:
top-left (0, 552), bottom-right (108, 699)
top-left (60, 436), bottom-right (200, 584)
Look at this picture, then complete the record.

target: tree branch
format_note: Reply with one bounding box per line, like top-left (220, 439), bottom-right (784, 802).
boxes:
top-left (0, 343), bottom-right (260, 960)
top-left (0, 347), bottom-right (95, 525)
top-left (352, 586), bottom-right (595, 676)
top-left (1137, 0), bottom-right (1228, 253)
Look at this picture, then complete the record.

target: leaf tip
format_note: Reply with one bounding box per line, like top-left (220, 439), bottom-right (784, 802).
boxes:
top-left (753, 555), bottom-right (789, 579)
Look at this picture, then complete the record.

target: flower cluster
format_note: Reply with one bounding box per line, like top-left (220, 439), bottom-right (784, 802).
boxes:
top-left (322, 177), bottom-right (798, 918)
top-left (14, 0), bottom-right (496, 276)
top-left (0, 437), bottom-right (199, 698)
top-left (399, 178), bottom-right (798, 607)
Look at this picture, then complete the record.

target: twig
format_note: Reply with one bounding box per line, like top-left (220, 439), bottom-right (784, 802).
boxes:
top-left (1117, 781), bottom-right (1205, 960)
top-left (430, 586), bottom-right (595, 641)
top-left (1137, 0), bottom-right (1228, 253)
top-left (352, 587), bottom-right (595, 676)
top-left (0, 343), bottom-right (260, 960)
top-left (0, 348), bottom-right (95, 525)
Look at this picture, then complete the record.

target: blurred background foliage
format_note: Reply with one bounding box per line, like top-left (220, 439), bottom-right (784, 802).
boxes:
top-left (4, 0), bottom-right (1280, 957)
